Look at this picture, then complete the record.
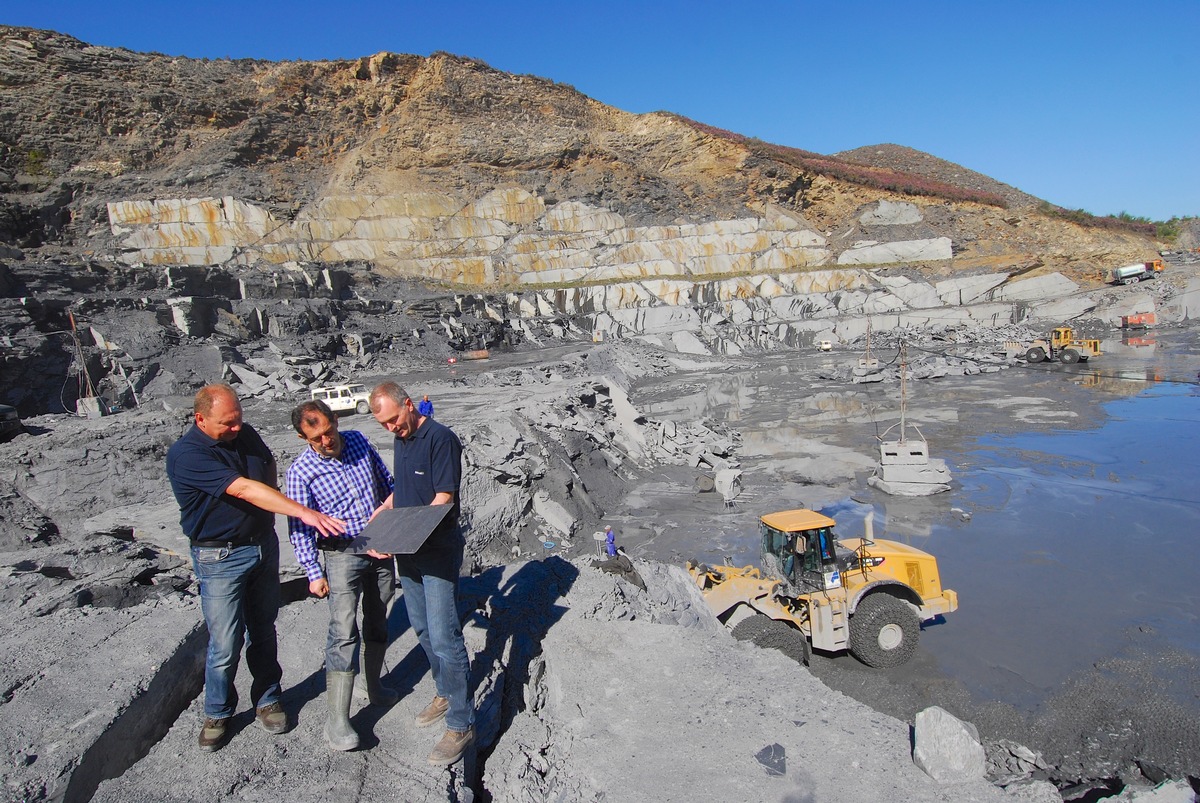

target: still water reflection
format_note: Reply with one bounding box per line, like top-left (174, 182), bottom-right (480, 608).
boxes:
top-left (923, 383), bottom-right (1200, 706)
top-left (631, 331), bottom-right (1200, 710)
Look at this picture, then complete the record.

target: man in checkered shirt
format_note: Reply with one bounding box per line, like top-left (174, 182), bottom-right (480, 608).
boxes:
top-left (285, 399), bottom-right (398, 752)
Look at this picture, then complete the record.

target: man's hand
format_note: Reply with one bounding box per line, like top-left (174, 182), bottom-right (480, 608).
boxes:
top-left (309, 578), bottom-right (329, 598)
top-left (368, 494), bottom-right (394, 523)
top-left (225, 478), bottom-right (349, 536)
top-left (365, 549), bottom-right (392, 560)
top-left (299, 508), bottom-right (346, 537)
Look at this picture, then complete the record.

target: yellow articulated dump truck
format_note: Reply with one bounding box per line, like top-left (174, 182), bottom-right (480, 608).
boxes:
top-left (687, 509), bottom-right (958, 667)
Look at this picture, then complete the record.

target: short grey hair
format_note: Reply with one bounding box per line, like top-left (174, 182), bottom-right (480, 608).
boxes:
top-left (369, 381), bottom-right (410, 413)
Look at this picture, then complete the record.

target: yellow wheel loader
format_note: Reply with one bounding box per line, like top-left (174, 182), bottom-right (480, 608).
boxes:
top-left (687, 509), bottom-right (958, 668)
top-left (1022, 327), bottom-right (1101, 365)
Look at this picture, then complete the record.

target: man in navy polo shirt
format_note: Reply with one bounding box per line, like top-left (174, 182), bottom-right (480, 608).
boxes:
top-left (166, 384), bottom-right (345, 752)
top-left (369, 380), bottom-right (475, 767)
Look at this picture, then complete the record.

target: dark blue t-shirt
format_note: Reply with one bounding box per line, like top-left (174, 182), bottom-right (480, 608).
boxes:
top-left (392, 416), bottom-right (462, 552)
top-left (166, 422), bottom-right (275, 543)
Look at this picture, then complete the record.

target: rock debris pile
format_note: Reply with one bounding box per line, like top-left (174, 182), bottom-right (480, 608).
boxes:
top-left (4, 310), bottom-right (1200, 800)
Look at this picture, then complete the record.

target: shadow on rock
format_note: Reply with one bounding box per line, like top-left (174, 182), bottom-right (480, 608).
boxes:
top-left (462, 556), bottom-right (579, 757)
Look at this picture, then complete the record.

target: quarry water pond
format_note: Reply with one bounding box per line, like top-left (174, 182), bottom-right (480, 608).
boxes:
top-left (918, 379), bottom-right (1200, 710)
top-left (625, 327), bottom-right (1200, 747)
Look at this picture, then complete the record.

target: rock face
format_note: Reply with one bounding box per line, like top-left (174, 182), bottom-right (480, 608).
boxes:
top-left (104, 193), bottom-right (838, 284)
top-left (0, 25), bottom-right (1159, 285)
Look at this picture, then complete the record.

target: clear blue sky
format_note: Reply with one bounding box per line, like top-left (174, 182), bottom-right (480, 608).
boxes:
top-left (6, 1), bottom-right (1197, 221)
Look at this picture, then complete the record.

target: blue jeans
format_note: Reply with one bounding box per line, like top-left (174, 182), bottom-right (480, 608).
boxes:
top-left (324, 549), bottom-right (395, 672)
top-left (397, 545), bottom-right (474, 732)
top-left (191, 537), bottom-right (282, 719)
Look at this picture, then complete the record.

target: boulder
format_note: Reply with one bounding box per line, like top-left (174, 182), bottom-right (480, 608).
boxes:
top-left (913, 705), bottom-right (987, 783)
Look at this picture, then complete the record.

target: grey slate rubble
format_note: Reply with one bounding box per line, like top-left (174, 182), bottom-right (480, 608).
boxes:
top-left (82, 556), bottom-right (1013, 803)
top-left (1, 254), bottom-right (1199, 800)
top-left (3, 253), bottom-right (1198, 421)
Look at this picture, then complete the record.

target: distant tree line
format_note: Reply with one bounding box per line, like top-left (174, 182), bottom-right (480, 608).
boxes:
top-left (1035, 203), bottom-right (1188, 240)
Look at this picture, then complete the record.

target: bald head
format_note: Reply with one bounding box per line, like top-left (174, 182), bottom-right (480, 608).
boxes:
top-left (194, 383), bottom-right (238, 417)
top-left (194, 384), bottom-right (243, 442)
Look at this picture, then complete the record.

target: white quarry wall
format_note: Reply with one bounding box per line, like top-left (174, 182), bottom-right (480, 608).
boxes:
top-left (837, 237), bottom-right (953, 265)
top-left (859, 200), bottom-right (924, 226)
top-left (105, 191), bottom-right (1109, 350)
top-left (514, 265), bottom-right (1094, 356)
top-left (105, 191), bottom-right (951, 283)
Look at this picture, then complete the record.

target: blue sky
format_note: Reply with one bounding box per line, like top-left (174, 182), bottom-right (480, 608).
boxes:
top-left (6, 1), bottom-right (1197, 221)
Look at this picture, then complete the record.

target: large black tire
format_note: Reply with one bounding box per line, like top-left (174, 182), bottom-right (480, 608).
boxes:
top-left (848, 594), bottom-right (920, 668)
top-left (1025, 347), bottom-right (1046, 363)
top-left (1059, 348), bottom-right (1080, 364)
top-left (356, 400), bottom-right (370, 414)
top-left (731, 613), bottom-right (811, 666)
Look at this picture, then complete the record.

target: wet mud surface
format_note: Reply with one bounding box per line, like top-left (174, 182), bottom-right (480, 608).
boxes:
top-left (617, 326), bottom-right (1200, 781)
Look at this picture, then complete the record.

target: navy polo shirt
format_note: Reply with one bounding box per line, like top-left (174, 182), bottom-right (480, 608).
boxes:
top-left (392, 417), bottom-right (462, 550)
top-left (166, 422), bottom-right (275, 544)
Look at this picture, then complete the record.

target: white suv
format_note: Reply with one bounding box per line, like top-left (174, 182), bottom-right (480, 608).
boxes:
top-left (309, 384), bottom-right (371, 415)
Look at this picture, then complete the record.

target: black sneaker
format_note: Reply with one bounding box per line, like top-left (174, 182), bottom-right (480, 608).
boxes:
top-left (198, 717), bottom-right (229, 752)
top-left (256, 702), bottom-right (288, 734)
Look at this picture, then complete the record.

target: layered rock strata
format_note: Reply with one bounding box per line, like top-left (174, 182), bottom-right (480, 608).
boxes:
top-left (105, 193), bottom-right (959, 284)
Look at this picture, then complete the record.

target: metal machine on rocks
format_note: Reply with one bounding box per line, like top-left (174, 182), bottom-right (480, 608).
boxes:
top-left (1018, 327), bottom-right (1102, 364)
top-left (688, 508), bottom-right (958, 667)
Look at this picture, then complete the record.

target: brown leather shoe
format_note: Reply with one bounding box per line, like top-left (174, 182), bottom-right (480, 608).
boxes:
top-left (198, 717), bottom-right (229, 752)
top-left (414, 695), bottom-right (449, 728)
top-left (428, 726), bottom-right (474, 766)
top-left (255, 701), bottom-right (288, 734)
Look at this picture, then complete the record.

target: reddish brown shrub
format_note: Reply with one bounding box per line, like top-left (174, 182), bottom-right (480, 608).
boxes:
top-left (671, 114), bottom-right (1008, 208)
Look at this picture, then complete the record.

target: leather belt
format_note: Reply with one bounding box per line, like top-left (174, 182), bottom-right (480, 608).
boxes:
top-left (317, 538), bottom-right (354, 552)
top-left (190, 534), bottom-right (260, 549)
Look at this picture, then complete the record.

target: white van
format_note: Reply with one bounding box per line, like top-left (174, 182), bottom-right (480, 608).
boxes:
top-left (309, 384), bottom-right (371, 415)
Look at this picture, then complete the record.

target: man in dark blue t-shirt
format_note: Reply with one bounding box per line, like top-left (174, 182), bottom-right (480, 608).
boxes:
top-left (166, 384), bottom-right (345, 752)
top-left (369, 380), bottom-right (475, 767)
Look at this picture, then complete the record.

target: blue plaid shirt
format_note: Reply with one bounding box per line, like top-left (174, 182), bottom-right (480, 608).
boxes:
top-left (285, 430), bottom-right (393, 581)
